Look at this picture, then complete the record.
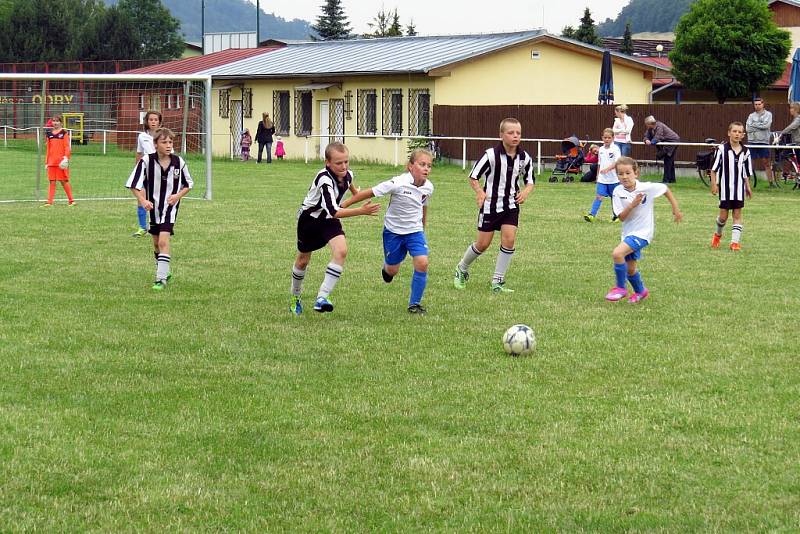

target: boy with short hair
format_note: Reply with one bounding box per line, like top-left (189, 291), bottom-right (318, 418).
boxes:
top-left (454, 118), bottom-right (535, 293)
top-left (289, 142), bottom-right (380, 315)
top-left (711, 121), bottom-right (754, 251)
top-left (43, 115), bottom-right (75, 207)
top-left (126, 128), bottom-right (193, 290)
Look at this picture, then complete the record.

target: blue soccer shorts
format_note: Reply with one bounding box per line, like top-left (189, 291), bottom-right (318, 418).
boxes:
top-left (383, 228), bottom-right (428, 266)
top-left (623, 235), bottom-right (649, 261)
top-left (596, 182), bottom-right (619, 197)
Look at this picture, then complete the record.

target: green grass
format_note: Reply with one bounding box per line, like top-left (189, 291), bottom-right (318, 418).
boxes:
top-left (1, 156), bottom-right (799, 531)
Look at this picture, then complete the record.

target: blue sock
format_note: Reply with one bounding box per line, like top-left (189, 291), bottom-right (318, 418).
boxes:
top-left (590, 198), bottom-right (602, 216)
top-left (409, 270), bottom-right (427, 306)
top-left (137, 206), bottom-right (147, 230)
top-left (614, 263), bottom-right (627, 289)
top-left (628, 271), bottom-right (645, 293)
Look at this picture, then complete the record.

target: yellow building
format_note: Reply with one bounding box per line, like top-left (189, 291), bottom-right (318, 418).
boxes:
top-left (134, 31), bottom-right (660, 163)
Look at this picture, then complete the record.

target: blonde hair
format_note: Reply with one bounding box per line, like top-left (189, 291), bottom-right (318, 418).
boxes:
top-left (324, 141), bottom-right (348, 160)
top-left (602, 127), bottom-right (614, 137)
top-left (615, 104), bottom-right (628, 113)
top-left (615, 156), bottom-right (639, 173)
top-left (728, 121), bottom-right (744, 132)
top-left (262, 112), bottom-right (273, 129)
top-left (499, 117), bottom-right (521, 133)
top-left (153, 127), bottom-right (176, 143)
top-left (790, 102), bottom-right (800, 115)
top-left (409, 148), bottom-right (434, 164)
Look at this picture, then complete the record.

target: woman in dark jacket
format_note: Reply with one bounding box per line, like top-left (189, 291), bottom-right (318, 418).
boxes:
top-left (255, 112), bottom-right (275, 163)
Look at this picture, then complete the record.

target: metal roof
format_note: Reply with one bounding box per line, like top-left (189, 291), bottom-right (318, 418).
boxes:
top-left (124, 47), bottom-right (280, 75)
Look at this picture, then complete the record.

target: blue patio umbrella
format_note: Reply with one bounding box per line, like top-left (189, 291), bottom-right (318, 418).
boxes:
top-left (598, 50), bottom-right (614, 105)
top-left (789, 48), bottom-right (800, 102)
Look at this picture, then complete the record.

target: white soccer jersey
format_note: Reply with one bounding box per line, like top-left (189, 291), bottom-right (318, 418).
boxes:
top-left (470, 144), bottom-right (534, 215)
top-left (126, 154), bottom-right (194, 224)
top-left (371, 172), bottom-right (434, 235)
top-left (597, 143), bottom-right (621, 184)
top-left (612, 180), bottom-right (668, 243)
top-left (136, 131), bottom-right (155, 155)
top-left (711, 142), bottom-right (753, 202)
top-left (299, 168), bottom-right (353, 219)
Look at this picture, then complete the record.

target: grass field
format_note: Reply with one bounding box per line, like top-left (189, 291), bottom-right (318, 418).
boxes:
top-left (1, 152), bottom-right (799, 531)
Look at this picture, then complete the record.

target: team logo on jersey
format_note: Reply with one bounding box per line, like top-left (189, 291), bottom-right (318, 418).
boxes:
top-left (173, 169), bottom-right (180, 178)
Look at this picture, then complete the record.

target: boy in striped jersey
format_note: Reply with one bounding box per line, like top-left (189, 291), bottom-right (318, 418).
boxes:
top-left (710, 122), bottom-right (753, 251)
top-left (289, 142), bottom-right (380, 315)
top-left (454, 118), bottom-right (535, 293)
top-left (126, 128), bottom-right (193, 290)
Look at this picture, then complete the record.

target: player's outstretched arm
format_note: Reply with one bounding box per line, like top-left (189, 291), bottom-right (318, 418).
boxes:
top-left (334, 200), bottom-right (380, 219)
top-left (340, 188), bottom-right (375, 209)
top-left (664, 189), bottom-right (683, 223)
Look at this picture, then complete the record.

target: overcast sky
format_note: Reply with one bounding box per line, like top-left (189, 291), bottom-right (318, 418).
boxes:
top-left (252, 1), bottom-right (631, 36)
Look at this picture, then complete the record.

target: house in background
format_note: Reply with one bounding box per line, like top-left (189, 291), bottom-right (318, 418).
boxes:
top-left (128, 30), bottom-right (661, 162)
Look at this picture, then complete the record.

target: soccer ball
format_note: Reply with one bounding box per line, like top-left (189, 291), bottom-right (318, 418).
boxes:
top-left (502, 324), bottom-right (535, 356)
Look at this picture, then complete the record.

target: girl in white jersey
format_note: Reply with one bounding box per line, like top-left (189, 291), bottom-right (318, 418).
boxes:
top-left (606, 157), bottom-right (682, 303)
top-left (341, 149), bottom-right (434, 314)
top-left (132, 110), bottom-right (162, 237)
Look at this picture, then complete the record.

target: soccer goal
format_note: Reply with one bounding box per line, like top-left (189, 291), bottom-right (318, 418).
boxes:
top-left (0, 73), bottom-right (212, 203)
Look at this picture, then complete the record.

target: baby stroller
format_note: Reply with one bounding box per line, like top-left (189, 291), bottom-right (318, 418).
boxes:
top-left (549, 136), bottom-right (585, 182)
top-left (695, 138), bottom-right (717, 187)
top-left (772, 132), bottom-right (800, 189)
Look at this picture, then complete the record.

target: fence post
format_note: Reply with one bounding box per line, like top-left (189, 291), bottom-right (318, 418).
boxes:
top-left (3, 126), bottom-right (6, 148)
top-left (304, 137), bottom-right (309, 163)
top-left (462, 138), bottom-right (467, 170)
top-left (102, 130), bottom-right (107, 155)
top-left (537, 141), bottom-right (542, 176)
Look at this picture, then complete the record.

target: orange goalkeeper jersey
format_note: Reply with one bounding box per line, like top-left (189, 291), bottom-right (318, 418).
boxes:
top-left (45, 129), bottom-right (71, 167)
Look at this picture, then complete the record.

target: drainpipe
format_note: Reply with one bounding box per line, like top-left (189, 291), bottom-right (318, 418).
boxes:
top-left (649, 79), bottom-right (678, 104)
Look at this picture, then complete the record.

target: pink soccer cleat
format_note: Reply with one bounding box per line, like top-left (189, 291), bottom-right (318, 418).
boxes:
top-left (628, 288), bottom-right (650, 304)
top-left (605, 287), bottom-right (629, 302)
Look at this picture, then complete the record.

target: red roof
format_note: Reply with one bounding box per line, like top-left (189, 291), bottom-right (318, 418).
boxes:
top-left (638, 56), bottom-right (791, 89)
top-left (123, 47), bottom-right (281, 75)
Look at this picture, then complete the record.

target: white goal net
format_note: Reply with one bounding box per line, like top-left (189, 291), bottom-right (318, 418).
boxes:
top-left (0, 73), bottom-right (212, 203)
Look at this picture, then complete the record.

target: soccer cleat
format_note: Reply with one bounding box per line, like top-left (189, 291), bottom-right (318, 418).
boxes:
top-left (289, 295), bottom-right (303, 316)
top-left (491, 281), bottom-right (515, 293)
top-left (611, 215), bottom-right (620, 223)
top-left (605, 286), bottom-right (629, 301)
top-left (166, 272), bottom-right (173, 282)
top-left (583, 213), bottom-right (595, 223)
top-left (67, 202), bottom-right (76, 207)
top-left (381, 268), bottom-right (394, 283)
top-left (628, 288), bottom-right (650, 304)
top-left (313, 296), bottom-right (334, 313)
top-left (711, 233), bottom-right (721, 249)
top-left (730, 242), bottom-right (741, 251)
top-left (152, 280), bottom-right (166, 291)
top-left (40, 203), bottom-right (53, 208)
top-left (132, 228), bottom-right (147, 237)
top-left (407, 304), bottom-right (427, 315)
top-left (454, 267), bottom-right (469, 289)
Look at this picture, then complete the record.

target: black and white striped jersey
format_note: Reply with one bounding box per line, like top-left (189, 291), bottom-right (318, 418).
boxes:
top-left (126, 153), bottom-right (194, 224)
top-left (299, 168), bottom-right (353, 219)
top-left (470, 144), bottom-right (535, 214)
top-left (712, 142), bottom-right (753, 202)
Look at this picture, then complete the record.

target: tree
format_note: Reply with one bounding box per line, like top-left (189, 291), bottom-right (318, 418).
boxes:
top-left (406, 19), bottom-right (417, 37)
top-left (573, 8), bottom-right (601, 46)
top-left (310, 0), bottom-right (351, 41)
top-left (670, 0), bottom-right (791, 103)
top-left (620, 22), bottom-right (634, 55)
top-left (561, 26), bottom-right (576, 39)
top-left (116, 0), bottom-right (184, 60)
top-left (597, 0), bottom-right (694, 37)
top-left (387, 9), bottom-right (402, 37)
top-left (365, 7), bottom-right (402, 38)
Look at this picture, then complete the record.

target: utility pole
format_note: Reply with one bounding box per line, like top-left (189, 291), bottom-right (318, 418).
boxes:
top-left (201, 0), bottom-right (205, 54)
top-left (256, 0), bottom-right (260, 45)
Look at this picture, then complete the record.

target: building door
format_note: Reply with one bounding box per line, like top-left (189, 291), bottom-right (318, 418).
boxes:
top-left (230, 100), bottom-right (243, 158)
top-left (330, 99), bottom-right (344, 143)
top-left (319, 100), bottom-right (329, 159)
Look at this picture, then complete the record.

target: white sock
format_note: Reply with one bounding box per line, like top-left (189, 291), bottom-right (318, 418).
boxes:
top-left (458, 243), bottom-right (482, 272)
top-left (731, 224), bottom-right (743, 244)
top-left (492, 246), bottom-right (514, 284)
top-left (156, 254), bottom-right (170, 282)
top-left (317, 262), bottom-right (343, 299)
top-left (291, 266), bottom-right (306, 297)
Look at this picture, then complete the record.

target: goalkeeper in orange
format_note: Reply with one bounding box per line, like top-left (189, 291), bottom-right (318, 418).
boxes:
top-left (42, 114), bottom-right (75, 206)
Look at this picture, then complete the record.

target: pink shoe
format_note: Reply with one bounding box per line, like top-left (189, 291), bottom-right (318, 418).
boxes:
top-left (605, 286), bottom-right (629, 302)
top-left (628, 288), bottom-right (649, 304)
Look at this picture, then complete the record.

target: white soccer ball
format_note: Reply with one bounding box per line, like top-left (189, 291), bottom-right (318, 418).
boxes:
top-left (502, 324), bottom-right (535, 356)
top-left (59, 157), bottom-right (69, 169)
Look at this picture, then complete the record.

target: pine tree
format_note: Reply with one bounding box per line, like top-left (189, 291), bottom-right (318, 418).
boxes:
top-left (387, 9), bottom-right (402, 37)
top-left (406, 19), bottom-right (417, 37)
top-left (365, 7), bottom-right (389, 38)
top-left (620, 22), bottom-right (634, 55)
top-left (310, 0), bottom-right (351, 41)
top-left (561, 26), bottom-right (576, 39)
top-left (574, 8), bottom-right (601, 46)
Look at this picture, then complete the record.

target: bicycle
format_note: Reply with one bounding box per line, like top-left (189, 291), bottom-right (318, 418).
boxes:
top-left (695, 138), bottom-right (757, 189)
top-left (771, 133), bottom-right (800, 189)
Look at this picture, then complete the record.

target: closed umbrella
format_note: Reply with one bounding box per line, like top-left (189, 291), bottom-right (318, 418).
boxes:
top-left (789, 48), bottom-right (800, 102)
top-left (598, 50), bottom-right (614, 105)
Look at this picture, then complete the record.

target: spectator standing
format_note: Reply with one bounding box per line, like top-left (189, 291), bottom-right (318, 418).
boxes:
top-left (255, 112), bottom-right (275, 163)
top-left (612, 104), bottom-right (634, 156)
top-left (746, 97), bottom-right (776, 187)
top-left (643, 116), bottom-right (680, 183)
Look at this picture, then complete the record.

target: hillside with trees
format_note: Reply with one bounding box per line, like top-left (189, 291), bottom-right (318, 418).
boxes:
top-left (597, 0), bottom-right (695, 37)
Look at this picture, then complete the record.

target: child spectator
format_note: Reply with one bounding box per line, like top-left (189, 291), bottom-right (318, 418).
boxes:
top-left (710, 122), bottom-right (753, 251)
top-left (42, 114), bottom-right (74, 207)
top-left (240, 128), bottom-right (252, 161)
top-left (275, 136), bottom-right (286, 160)
top-left (584, 128), bottom-right (621, 222)
top-left (289, 142), bottom-right (380, 315)
top-left (132, 110), bottom-right (162, 237)
top-left (580, 144), bottom-right (599, 182)
top-left (341, 149), bottom-right (434, 314)
top-left (454, 117), bottom-right (535, 293)
top-left (606, 156), bottom-right (682, 303)
top-left (126, 128), bottom-right (194, 291)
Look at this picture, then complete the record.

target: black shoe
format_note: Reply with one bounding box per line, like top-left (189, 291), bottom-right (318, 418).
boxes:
top-left (381, 268), bottom-right (394, 283)
top-left (407, 304), bottom-right (427, 315)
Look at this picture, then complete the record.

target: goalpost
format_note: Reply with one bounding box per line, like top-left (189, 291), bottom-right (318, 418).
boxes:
top-left (0, 73), bottom-right (213, 203)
